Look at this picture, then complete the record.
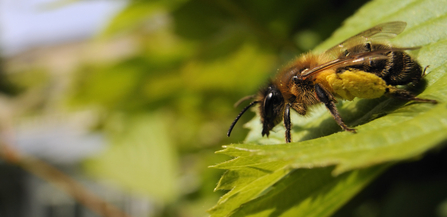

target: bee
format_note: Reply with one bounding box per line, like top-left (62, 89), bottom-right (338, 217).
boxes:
top-left (227, 21), bottom-right (437, 143)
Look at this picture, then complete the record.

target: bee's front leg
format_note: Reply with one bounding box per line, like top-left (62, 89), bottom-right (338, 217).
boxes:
top-left (314, 83), bottom-right (356, 133)
top-left (284, 104), bottom-right (291, 143)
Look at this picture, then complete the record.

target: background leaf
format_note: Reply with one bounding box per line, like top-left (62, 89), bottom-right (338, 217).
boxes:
top-left (84, 112), bottom-right (179, 202)
top-left (211, 0), bottom-right (447, 216)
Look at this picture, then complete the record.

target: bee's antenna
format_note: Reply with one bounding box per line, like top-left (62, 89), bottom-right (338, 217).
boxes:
top-left (227, 101), bottom-right (259, 137)
top-left (234, 95), bottom-right (255, 107)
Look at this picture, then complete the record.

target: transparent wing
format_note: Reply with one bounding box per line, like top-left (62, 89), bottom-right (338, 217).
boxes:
top-left (300, 47), bottom-right (419, 79)
top-left (324, 21), bottom-right (407, 58)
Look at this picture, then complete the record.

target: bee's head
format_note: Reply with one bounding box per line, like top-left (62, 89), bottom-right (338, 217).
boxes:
top-left (227, 83), bottom-right (284, 139)
top-left (259, 84), bottom-right (285, 137)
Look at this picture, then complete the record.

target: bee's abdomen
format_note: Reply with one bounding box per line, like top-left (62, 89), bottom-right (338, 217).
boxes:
top-left (341, 44), bottom-right (423, 86)
top-left (380, 51), bottom-right (423, 85)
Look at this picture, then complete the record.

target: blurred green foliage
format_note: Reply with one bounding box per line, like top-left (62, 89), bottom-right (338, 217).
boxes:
top-left (0, 60), bottom-right (24, 96)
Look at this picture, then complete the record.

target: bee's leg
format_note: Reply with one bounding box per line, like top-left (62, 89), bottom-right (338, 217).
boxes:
top-left (386, 87), bottom-right (438, 104)
top-left (315, 84), bottom-right (357, 133)
top-left (284, 104), bottom-right (291, 143)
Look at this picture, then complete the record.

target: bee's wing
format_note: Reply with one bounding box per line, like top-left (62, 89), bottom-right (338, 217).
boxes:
top-left (300, 47), bottom-right (419, 79)
top-left (324, 21), bottom-right (407, 58)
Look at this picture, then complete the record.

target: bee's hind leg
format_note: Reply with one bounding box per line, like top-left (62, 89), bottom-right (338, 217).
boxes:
top-left (315, 84), bottom-right (357, 133)
top-left (386, 87), bottom-right (437, 104)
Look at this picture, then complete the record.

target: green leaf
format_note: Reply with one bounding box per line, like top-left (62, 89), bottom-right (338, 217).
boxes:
top-left (229, 165), bottom-right (387, 217)
top-left (84, 113), bottom-right (179, 203)
top-left (100, 1), bottom-right (188, 37)
top-left (210, 0), bottom-right (447, 216)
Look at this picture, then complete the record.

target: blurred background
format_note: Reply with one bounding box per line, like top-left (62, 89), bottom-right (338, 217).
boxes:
top-left (0, 0), bottom-right (369, 216)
